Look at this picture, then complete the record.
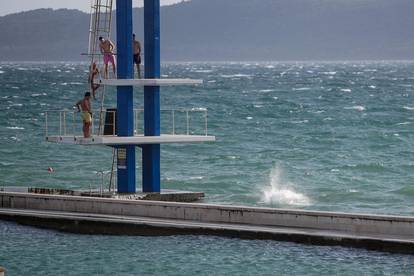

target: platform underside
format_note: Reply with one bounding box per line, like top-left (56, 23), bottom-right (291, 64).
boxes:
top-left (46, 134), bottom-right (216, 145)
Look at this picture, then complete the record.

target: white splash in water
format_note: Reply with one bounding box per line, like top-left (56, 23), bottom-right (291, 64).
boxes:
top-left (262, 167), bottom-right (310, 206)
top-left (344, 106), bottom-right (366, 112)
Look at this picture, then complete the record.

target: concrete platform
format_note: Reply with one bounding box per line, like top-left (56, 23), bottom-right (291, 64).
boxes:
top-left (1, 187), bottom-right (204, 202)
top-left (0, 191), bottom-right (413, 254)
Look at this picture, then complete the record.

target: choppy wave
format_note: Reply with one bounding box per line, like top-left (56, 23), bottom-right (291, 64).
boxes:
top-left (344, 105), bottom-right (366, 111)
top-left (6, 126), bottom-right (24, 130)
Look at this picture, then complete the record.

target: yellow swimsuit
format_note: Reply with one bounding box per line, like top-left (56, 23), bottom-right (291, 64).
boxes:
top-left (81, 111), bottom-right (92, 123)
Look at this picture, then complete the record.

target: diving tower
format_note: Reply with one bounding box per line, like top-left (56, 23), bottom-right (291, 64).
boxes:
top-left (45, 0), bottom-right (215, 194)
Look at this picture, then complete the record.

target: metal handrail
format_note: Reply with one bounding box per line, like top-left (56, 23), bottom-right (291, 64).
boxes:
top-left (44, 108), bottom-right (210, 138)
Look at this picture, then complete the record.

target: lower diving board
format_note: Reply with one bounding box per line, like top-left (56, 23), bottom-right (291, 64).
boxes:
top-left (46, 134), bottom-right (216, 145)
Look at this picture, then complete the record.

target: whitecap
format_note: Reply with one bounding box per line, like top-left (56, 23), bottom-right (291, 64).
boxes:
top-left (369, 85), bottom-right (376, 89)
top-left (273, 97), bottom-right (278, 100)
top-left (0, 71), bottom-right (4, 74)
top-left (221, 74), bottom-right (251, 78)
top-left (397, 122), bottom-right (412, 126)
top-left (291, 120), bottom-right (309, 124)
top-left (6, 127), bottom-right (24, 130)
top-left (189, 176), bottom-right (204, 180)
top-left (254, 105), bottom-right (263, 108)
top-left (344, 106), bottom-right (366, 112)
top-left (340, 88), bottom-right (352, 92)
top-left (259, 89), bottom-right (275, 92)
top-left (262, 166), bottom-right (310, 206)
top-left (246, 117), bottom-right (253, 120)
top-left (17, 67), bottom-right (28, 71)
top-left (323, 71), bottom-right (337, 75)
top-left (207, 80), bottom-right (216, 83)
top-left (11, 87), bottom-right (19, 89)
top-left (293, 87), bottom-right (311, 91)
top-left (403, 106), bottom-right (414, 111)
top-left (194, 70), bottom-right (213, 73)
top-left (31, 93), bottom-right (47, 97)
top-left (191, 107), bottom-right (207, 111)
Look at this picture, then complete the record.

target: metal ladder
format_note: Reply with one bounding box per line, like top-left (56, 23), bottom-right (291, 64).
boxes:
top-left (88, 0), bottom-right (113, 61)
top-left (88, 0), bottom-right (117, 192)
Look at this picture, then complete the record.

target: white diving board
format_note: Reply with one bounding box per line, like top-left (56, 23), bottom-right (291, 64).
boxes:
top-left (97, 78), bottom-right (203, 87)
top-left (46, 134), bottom-right (216, 146)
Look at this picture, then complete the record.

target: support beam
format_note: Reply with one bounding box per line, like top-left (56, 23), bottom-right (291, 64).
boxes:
top-left (116, 0), bottom-right (136, 193)
top-left (142, 0), bottom-right (161, 193)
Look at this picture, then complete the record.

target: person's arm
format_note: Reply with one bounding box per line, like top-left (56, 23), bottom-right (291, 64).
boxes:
top-left (75, 101), bottom-right (81, 112)
top-left (138, 41), bottom-right (141, 55)
top-left (110, 40), bottom-right (115, 52)
top-left (99, 43), bottom-right (104, 54)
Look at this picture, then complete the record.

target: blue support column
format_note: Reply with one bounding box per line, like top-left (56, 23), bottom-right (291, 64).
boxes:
top-left (116, 0), bottom-right (136, 193)
top-left (142, 0), bottom-right (161, 193)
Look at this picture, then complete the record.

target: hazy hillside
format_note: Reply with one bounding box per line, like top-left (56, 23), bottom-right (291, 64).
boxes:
top-left (1, 0), bottom-right (414, 61)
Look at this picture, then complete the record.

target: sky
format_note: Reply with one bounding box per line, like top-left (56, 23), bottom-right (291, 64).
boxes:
top-left (0, 0), bottom-right (183, 16)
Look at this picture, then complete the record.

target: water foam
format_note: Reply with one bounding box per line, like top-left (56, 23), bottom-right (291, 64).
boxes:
top-left (261, 167), bottom-right (310, 206)
top-left (344, 106), bottom-right (366, 112)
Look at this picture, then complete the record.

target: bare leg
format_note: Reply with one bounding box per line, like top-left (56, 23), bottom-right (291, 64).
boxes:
top-left (137, 64), bottom-right (141, 79)
top-left (83, 122), bottom-right (87, 138)
top-left (112, 61), bottom-right (116, 77)
top-left (91, 83), bottom-right (96, 100)
top-left (104, 64), bottom-right (109, 79)
top-left (84, 122), bottom-right (91, 138)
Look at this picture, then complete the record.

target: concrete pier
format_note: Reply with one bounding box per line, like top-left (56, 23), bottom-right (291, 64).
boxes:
top-left (0, 192), bottom-right (413, 254)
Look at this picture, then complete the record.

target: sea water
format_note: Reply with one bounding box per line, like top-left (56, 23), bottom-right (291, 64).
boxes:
top-left (0, 61), bottom-right (413, 275)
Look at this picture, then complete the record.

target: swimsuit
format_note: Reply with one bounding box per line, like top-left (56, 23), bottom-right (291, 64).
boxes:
top-left (81, 111), bottom-right (92, 123)
top-left (133, 54), bottom-right (141, 65)
top-left (103, 53), bottom-right (115, 65)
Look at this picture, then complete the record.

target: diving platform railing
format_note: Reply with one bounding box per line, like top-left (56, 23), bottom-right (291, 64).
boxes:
top-left (44, 108), bottom-right (215, 145)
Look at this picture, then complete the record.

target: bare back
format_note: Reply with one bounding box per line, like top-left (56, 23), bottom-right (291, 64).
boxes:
top-left (78, 98), bottom-right (91, 113)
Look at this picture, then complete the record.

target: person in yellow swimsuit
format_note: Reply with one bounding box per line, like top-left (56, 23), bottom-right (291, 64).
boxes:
top-left (75, 92), bottom-right (92, 138)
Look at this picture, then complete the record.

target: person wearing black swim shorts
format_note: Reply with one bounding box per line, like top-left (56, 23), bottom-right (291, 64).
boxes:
top-left (132, 33), bottom-right (142, 78)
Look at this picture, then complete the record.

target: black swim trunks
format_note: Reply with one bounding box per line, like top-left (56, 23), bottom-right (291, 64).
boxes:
top-left (133, 54), bottom-right (141, 65)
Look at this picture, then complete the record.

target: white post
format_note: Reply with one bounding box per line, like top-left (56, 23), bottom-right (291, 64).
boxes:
top-left (72, 112), bottom-right (75, 137)
top-left (186, 110), bottom-right (189, 135)
top-left (172, 110), bottom-right (175, 135)
top-left (45, 112), bottom-right (48, 137)
top-left (59, 112), bottom-right (62, 136)
top-left (63, 111), bottom-right (67, 136)
top-left (205, 110), bottom-right (208, 136)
